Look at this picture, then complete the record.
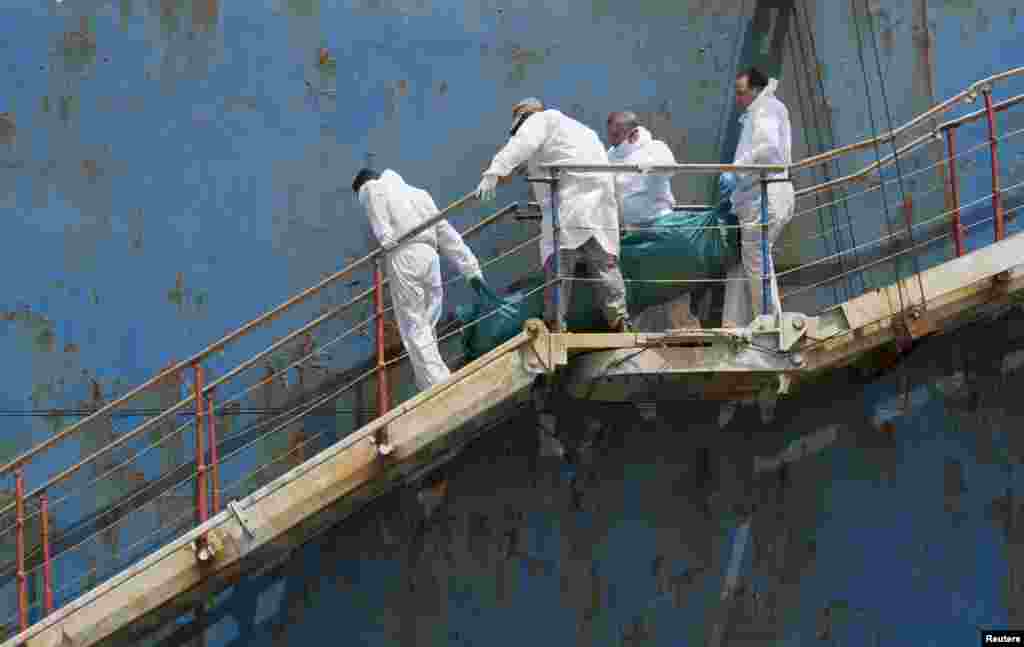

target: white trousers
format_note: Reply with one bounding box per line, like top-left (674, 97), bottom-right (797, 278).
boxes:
top-left (387, 243), bottom-right (450, 391)
top-left (723, 183), bottom-right (795, 326)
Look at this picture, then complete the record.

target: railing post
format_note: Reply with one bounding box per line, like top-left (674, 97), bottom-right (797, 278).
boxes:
top-left (206, 386), bottom-right (220, 515)
top-left (192, 363), bottom-right (207, 525)
top-left (945, 126), bottom-right (966, 257)
top-left (15, 470), bottom-right (27, 632)
top-left (374, 259), bottom-right (390, 418)
top-left (41, 492), bottom-right (53, 616)
top-left (982, 88), bottom-right (1005, 242)
top-left (550, 168), bottom-right (564, 333)
top-left (759, 173), bottom-right (771, 319)
top-left (902, 194), bottom-right (915, 239)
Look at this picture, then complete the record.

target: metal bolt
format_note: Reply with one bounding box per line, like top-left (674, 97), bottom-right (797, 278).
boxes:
top-left (791, 353), bottom-right (805, 367)
top-left (792, 317), bottom-right (805, 330)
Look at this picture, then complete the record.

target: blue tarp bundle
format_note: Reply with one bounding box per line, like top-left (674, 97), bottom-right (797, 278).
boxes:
top-left (456, 188), bottom-right (739, 362)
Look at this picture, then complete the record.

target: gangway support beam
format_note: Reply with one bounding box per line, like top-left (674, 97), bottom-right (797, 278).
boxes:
top-left (3, 331), bottom-right (545, 647)
top-left (800, 229), bottom-right (1024, 372)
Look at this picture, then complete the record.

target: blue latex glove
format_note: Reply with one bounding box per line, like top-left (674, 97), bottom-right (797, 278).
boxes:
top-left (470, 276), bottom-right (518, 317)
top-left (475, 175), bottom-right (498, 202)
top-left (718, 172), bottom-right (737, 197)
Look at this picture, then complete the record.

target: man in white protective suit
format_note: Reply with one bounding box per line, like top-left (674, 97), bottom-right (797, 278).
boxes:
top-left (605, 111), bottom-right (706, 329)
top-left (475, 97), bottom-right (633, 333)
top-left (719, 67), bottom-right (794, 328)
top-left (605, 111), bottom-right (678, 230)
top-left (352, 168), bottom-right (489, 392)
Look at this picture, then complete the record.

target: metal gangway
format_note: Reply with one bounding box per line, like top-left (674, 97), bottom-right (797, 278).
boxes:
top-left (1, 68), bottom-right (1023, 647)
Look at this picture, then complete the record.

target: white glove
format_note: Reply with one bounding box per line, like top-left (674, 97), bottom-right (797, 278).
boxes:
top-left (476, 174), bottom-right (498, 202)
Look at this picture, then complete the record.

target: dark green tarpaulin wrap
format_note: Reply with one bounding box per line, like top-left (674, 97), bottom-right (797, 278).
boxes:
top-left (456, 194), bottom-right (739, 362)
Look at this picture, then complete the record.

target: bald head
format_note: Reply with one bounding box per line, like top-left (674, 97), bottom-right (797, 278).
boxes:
top-left (607, 111), bottom-right (639, 147)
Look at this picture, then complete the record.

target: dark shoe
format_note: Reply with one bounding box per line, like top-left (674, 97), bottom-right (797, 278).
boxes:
top-left (611, 317), bottom-right (634, 333)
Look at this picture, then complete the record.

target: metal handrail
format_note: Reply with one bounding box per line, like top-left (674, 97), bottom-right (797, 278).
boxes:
top-left (4, 68), bottom-right (1022, 507)
top-left (791, 66), bottom-right (1024, 171)
top-left (540, 163), bottom-right (789, 175)
top-left (0, 200), bottom-right (528, 518)
top-left (0, 192), bottom-right (499, 477)
top-left (795, 93), bottom-right (1024, 199)
top-left (543, 92), bottom-right (1024, 199)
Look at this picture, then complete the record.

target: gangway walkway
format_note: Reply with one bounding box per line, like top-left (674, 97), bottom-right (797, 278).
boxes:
top-left (0, 68), bottom-right (1023, 647)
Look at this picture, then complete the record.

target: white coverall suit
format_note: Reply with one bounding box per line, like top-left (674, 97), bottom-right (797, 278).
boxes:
top-left (483, 109), bottom-right (629, 330)
top-left (723, 78), bottom-right (795, 327)
top-left (358, 170), bottom-right (482, 391)
top-left (606, 126), bottom-right (677, 229)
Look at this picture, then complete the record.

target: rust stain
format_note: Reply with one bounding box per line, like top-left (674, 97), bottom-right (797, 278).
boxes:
top-left (397, 79), bottom-right (409, 97)
top-left (169, 272), bottom-right (185, 306)
top-left (287, 430), bottom-right (306, 468)
top-left (63, 31), bottom-right (95, 52)
top-left (81, 159), bottom-right (99, 180)
top-left (192, 0), bottom-right (219, 31)
top-left (34, 327), bottom-right (55, 352)
top-left (880, 26), bottom-right (894, 55)
top-left (0, 111), bottom-right (14, 144)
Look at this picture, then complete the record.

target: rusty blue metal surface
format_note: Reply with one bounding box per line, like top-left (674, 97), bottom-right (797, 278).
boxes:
top-left (0, 0), bottom-right (1023, 643)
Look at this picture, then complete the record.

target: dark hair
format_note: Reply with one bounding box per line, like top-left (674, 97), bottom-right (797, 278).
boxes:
top-left (737, 67), bottom-right (768, 91)
top-left (351, 167), bottom-right (380, 194)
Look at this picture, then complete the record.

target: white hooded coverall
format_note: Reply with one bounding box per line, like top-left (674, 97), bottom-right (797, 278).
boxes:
top-left (723, 78), bottom-right (795, 326)
top-left (359, 170), bottom-right (482, 391)
top-left (606, 126), bottom-right (677, 228)
top-left (483, 109), bottom-right (628, 329)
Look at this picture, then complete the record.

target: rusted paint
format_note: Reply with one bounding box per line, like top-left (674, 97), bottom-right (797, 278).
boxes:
top-left (0, 111), bottom-right (14, 144)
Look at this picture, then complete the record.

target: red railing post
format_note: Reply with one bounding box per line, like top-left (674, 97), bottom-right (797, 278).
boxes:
top-left (374, 260), bottom-right (390, 418)
top-left (192, 364), bottom-right (208, 525)
top-left (945, 126), bottom-right (966, 257)
top-left (902, 194), bottom-right (915, 234)
top-left (15, 470), bottom-right (27, 632)
top-left (983, 89), bottom-right (1005, 242)
top-left (41, 492), bottom-right (53, 616)
top-left (206, 386), bottom-right (220, 516)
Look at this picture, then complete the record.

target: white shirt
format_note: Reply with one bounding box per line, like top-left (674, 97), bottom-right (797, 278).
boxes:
top-left (484, 109), bottom-right (620, 264)
top-left (607, 126), bottom-right (677, 226)
top-left (732, 78), bottom-right (792, 206)
top-left (359, 169), bottom-right (482, 279)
